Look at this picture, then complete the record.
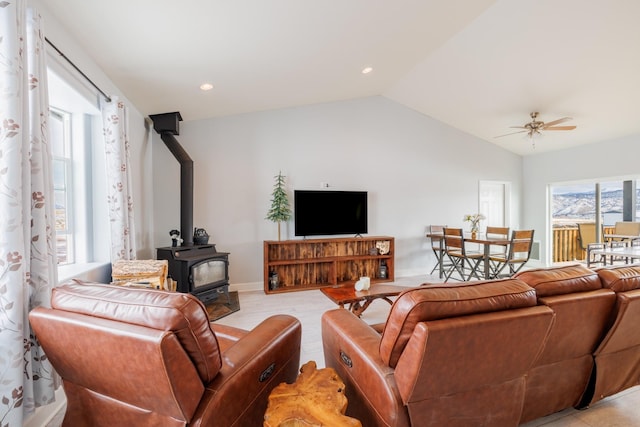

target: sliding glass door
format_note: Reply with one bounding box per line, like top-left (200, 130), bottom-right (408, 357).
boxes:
top-left (550, 179), bottom-right (639, 263)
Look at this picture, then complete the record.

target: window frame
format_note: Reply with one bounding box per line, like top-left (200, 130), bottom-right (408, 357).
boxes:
top-left (47, 66), bottom-right (110, 281)
top-left (50, 107), bottom-right (75, 265)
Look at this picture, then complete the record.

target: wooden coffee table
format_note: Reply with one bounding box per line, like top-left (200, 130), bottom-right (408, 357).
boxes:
top-left (321, 283), bottom-right (412, 317)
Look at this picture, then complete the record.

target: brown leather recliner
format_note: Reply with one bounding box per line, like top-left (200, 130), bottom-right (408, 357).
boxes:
top-left (322, 279), bottom-right (554, 427)
top-left (586, 265), bottom-right (640, 405)
top-left (29, 282), bottom-right (302, 427)
top-left (513, 264), bottom-right (616, 423)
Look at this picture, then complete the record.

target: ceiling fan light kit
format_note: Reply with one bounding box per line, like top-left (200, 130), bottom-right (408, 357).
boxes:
top-left (495, 112), bottom-right (577, 148)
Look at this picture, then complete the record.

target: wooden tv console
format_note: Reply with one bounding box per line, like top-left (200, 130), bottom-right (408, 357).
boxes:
top-left (263, 236), bottom-right (394, 294)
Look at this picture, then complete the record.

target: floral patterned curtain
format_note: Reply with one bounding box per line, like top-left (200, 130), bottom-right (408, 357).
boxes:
top-left (101, 97), bottom-right (137, 261)
top-left (0, 1), bottom-right (60, 425)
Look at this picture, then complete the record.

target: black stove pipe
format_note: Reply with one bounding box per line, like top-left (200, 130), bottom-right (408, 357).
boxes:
top-left (148, 112), bottom-right (194, 246)
top-left (160, 132), bottom-right (193, 246)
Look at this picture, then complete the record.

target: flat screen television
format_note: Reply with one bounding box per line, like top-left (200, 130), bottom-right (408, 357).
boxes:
top-left (294, 190), bottom-right (368, 237)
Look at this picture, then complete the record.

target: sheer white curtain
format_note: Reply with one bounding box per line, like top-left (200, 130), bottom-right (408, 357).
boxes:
top-left (0, 2), bottom-right (60, 425)
top-left (101, 96), bottom-right (137, 261)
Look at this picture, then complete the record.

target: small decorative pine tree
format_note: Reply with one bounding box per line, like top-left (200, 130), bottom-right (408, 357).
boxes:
top-left (266, 171), bottom-right (292, 240)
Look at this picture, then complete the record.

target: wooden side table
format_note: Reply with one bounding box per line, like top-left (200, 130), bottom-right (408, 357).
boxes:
top-left (264, 361), bottom-right (361, 427)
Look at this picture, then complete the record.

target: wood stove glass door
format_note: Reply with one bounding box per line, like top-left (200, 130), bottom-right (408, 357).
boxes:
top-left (192, 259), bottom-right (227, 288)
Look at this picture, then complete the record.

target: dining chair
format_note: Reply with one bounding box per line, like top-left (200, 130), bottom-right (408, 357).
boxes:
top-left (586, 243), bottom-right (607, 268)
top-left (443, 227), bottom-right (483, 282)
top-left (607, 240), bottom-right (628, 265)
top-left (606, 222), bottom-right (640, 264)
top-left (486, 226), bottom-right (510, 256)
top-left (612, 221), bottom-right (640, 241)
top-left (629, 239), bottom-right (640, 264)
top-left (578, 222), bottom-right (605, 266)
top-left (428, 225), bottom-right (449, 275)
top-left (489, 230), bottom-right (535, 278)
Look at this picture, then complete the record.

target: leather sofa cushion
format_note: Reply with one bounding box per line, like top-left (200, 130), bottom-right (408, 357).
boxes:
top-left (51, 281), bottom-right (222, 383)
top-left (380, 279), bottom-right (537, 367)
top-left (597, 265), bottom-right (640, 292)
top-left (514, 264), bottom-right (601, 297)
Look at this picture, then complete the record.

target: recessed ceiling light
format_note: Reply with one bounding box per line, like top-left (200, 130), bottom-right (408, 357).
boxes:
top-left (200, 83), bottom-right (214, 91)
top-left (361, 67), bottom-right (373, 75)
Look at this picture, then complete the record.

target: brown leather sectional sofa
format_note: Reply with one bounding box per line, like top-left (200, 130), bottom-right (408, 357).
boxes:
top-left (322, 263), bottom-right (640, 426)
top-left (512, 264), bottom-right (616, 423)
top-left (587, 265), bottom-right (640, 405)
top-left (29, 282), bottom-right (302, 427)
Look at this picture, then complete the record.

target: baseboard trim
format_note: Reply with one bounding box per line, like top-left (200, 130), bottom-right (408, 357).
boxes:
top-left (229, 281), bottom-right (263, 292)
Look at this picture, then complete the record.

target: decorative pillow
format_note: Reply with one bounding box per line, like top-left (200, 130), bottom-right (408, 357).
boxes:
top-left (51, 281), bottom-right (222, 383)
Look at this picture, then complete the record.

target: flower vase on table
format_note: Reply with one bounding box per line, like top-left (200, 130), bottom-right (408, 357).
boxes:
top-left (464, 213), bottom-right (485, 239)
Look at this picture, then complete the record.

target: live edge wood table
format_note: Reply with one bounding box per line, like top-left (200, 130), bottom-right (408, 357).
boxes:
top-left (264, 361), bottom-right (361, 427)
top-left (321, 283), bottom-right (412, 317)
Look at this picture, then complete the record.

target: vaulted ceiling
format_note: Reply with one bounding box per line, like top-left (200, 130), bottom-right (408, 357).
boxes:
top-left (40, 0), bottom-right (640, 156)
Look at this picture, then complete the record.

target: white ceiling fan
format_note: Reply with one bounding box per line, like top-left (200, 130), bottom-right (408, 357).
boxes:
top-left (495, 112), bottom-right (577, 146)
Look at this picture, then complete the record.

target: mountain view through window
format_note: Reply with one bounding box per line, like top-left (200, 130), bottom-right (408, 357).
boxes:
top-left (552, 181), bottom-right (640, 226)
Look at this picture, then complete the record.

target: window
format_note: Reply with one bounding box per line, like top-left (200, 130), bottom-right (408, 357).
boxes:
top-left (50, 108), bottom-right (73, 264)
top-left (552, 184), bottom-right (598, 224)
top-left (550, 178), bottom-right (640, 263)
top-left (551, 180), bottom-right (638, 226)
top-left (48, 68), bottom-right (109, 276)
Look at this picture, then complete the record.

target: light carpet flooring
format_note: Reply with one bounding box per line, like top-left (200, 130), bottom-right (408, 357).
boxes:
top-left (214, 274), bottom-right (640, 427)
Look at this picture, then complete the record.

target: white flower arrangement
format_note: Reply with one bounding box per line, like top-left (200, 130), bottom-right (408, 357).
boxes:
top-left (463, 213), bottom-right (486, 233)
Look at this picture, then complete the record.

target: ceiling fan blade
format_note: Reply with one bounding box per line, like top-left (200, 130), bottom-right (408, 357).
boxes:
top-left (544, 125), bottom-right (577, 131)
top-left (494, 130), bottom-right (527, 138)
top-left (509, 126), bottom-right (527, 129)
top-left (543, 117), bottom-right (572, 127)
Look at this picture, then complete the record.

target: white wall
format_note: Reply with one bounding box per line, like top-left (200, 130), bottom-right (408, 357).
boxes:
top-left (523, 133), bottom-right (640, 265)
top-left (152, 96), bottom-right (523, 289)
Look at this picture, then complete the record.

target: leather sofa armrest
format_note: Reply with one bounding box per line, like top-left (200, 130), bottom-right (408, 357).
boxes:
top-left (211, 323), bottom-right (249, 353)
top-left (211, 323), bottom-right (248, 341)
top-left (321, 309), bottom-right (410, 427)
top-left (191, 314), bottom-right (302, 426)
top-left (217, 314), bottom-right (301, 372)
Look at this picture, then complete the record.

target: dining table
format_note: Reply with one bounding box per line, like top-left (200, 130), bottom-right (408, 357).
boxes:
top-left (587, 245), bottom-right (640, 267)
top-left (603, 233), bottom-right (640, 243)
top-left (426, 232), bottom-right (510, 280)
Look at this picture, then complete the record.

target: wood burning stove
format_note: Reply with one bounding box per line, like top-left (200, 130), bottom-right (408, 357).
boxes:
top-left (150, 112), bottom-right (231, 303)
top-left (157, 245), bottom-right (229, 303)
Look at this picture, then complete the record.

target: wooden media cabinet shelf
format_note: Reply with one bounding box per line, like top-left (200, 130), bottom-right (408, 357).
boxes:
top-left (263, 236), bottom-right (394, 294)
